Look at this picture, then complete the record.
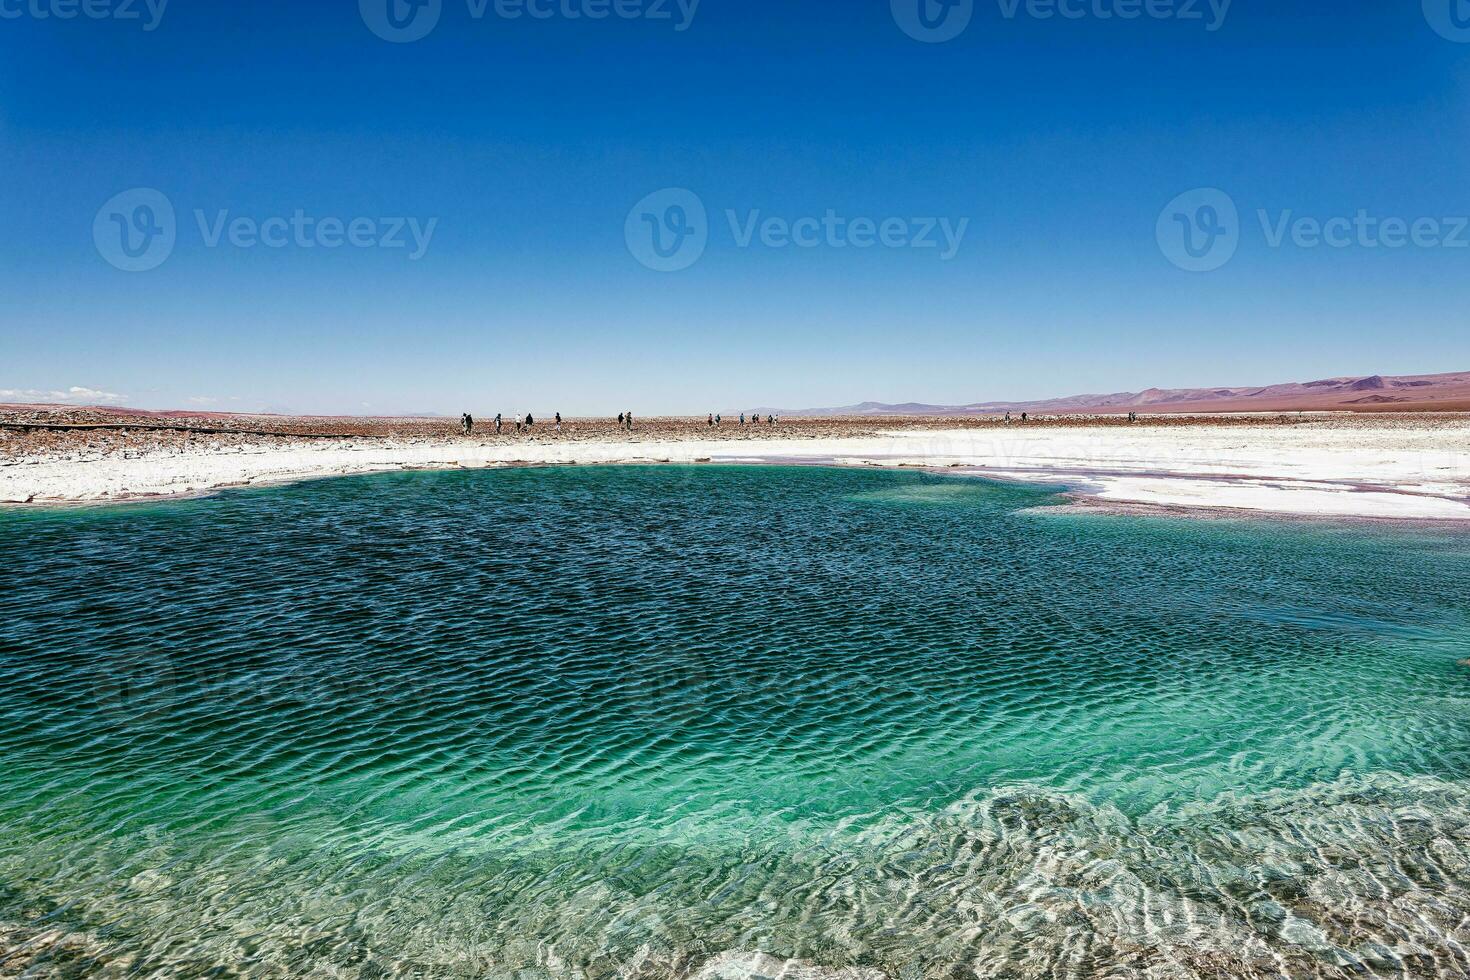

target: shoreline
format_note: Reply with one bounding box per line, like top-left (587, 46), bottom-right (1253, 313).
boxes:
top-left (2, 411), bottom-right (1470, 525)
top-left (5, 411), bottom-right (1470, 521)
top-left (17, 461), bottom-right (1470, 531)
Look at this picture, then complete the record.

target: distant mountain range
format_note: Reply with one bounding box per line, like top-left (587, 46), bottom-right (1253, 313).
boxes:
top-left (766, 371), bottom-right (1470, 417)
top-left (7, 371), bottom-right (1470, 419)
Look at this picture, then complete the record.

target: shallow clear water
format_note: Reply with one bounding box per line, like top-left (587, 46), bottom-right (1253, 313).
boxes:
top-left (2, 465), bottom-right (1469, 978)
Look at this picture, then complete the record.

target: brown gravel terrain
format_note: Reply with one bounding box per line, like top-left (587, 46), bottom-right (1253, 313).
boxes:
top-left (4, 405), bottom-right (1469, 465)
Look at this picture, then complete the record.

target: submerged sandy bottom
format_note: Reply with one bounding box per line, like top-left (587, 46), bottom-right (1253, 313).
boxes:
top-left (5, 423), bottom-right (1469, 520)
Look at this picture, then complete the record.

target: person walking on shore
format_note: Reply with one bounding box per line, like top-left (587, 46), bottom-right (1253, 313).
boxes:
top-left (739, 413), bottom-right (745, 426)
top-left (626, 411), bottom-right (634, 431)
top-left (525, 413), bottom-right (534, 430)
top-left (494, 413), bottom-right (502, 434)
top-left (555, 412), bottom-right (562, 433)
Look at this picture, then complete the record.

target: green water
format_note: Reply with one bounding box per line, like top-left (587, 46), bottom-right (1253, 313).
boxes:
top-left (2, 465), bottom-right (1468, 978)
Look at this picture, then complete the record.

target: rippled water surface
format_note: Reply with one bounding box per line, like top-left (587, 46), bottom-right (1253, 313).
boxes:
top-left (3, 465), bottom-right (1470, 978)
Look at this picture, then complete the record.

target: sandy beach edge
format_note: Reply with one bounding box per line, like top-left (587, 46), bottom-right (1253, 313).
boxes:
top-left (5, 416), bottom-right (1470, 522)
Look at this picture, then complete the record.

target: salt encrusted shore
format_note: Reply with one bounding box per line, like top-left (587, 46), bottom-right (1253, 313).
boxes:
top-left (3, 410), bottom-right (1469, 521)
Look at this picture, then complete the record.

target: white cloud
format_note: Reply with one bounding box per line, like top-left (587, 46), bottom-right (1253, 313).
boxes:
top-left (186, 396), bottom-right (218, 406)
top-left (0, 386), bottom-right (127, 405)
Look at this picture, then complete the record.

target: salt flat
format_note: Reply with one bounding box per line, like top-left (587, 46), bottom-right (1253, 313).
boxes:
top-left (4, 412), bottom-right (1468, 520)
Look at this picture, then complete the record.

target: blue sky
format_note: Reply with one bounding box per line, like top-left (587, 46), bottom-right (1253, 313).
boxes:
top-left (2, 0), bottom-right (1468, 415)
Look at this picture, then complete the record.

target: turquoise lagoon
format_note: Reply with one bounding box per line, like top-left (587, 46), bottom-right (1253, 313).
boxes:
top-left (1, 465), bottom-right (1468, 977)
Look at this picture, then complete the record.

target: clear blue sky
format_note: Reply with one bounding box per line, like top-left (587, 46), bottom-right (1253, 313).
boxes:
top-left (2, 0), bottom-right (1468, 415)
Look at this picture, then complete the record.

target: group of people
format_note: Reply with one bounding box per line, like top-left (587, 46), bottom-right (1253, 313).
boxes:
top-left (459, 412), bottom-right (563, 435)
top-left (460, 410), bottom-right (1142, 435)
top-left (458, 410), bottom-right (787, 437)
top-left (996, 411), bottom-right (1140, 423)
